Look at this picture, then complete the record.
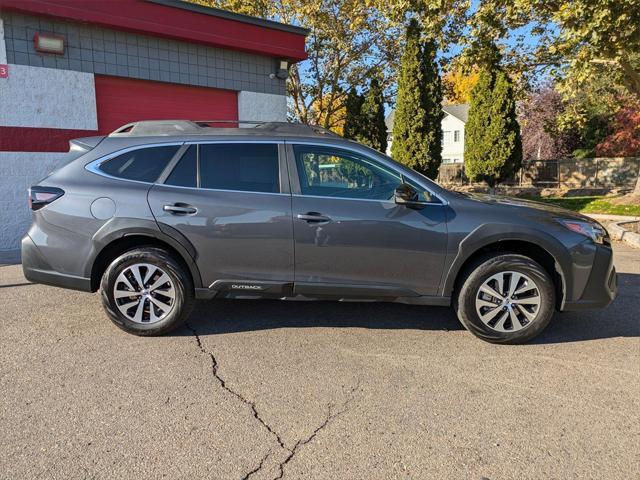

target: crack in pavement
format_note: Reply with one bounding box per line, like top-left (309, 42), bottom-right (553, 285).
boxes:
top-left (274, 381), bottom-right (361, 480)
top-left (242, 450), bottom-right (271, 480)
top-left (186, 322), bottom-right (361, 480)
top-left (185, 323), bottom-right (287, 450)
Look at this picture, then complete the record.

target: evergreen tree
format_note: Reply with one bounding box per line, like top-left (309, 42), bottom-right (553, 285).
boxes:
top-left (465, 47), bottom-right (522, 190)
top-left (420, 38), bottom-right (444, 178)
top-left (343, 88), bottom-right (364, 140)
top-left (359, 78), bottom-right (388, 152)
top-left (391, 19), bottom-right (443, 178)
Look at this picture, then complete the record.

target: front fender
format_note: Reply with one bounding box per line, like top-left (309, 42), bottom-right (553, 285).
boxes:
top-left (439, 223), bottom-right (596, 307)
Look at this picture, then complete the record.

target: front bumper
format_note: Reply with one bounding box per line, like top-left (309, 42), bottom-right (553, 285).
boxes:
top-left (562, 244), bottom-right (617, 311)
top-left (21, 234), bottom-right (92, 292)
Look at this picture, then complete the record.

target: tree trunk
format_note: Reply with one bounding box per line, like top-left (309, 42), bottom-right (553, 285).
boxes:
top-left (633, 173), bottom-right (640, 196)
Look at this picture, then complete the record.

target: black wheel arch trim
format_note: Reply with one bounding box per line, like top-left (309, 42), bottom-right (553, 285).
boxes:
top-left (440, 223), bottom-right (576, 306)
top-left (85, 218), bottom-right (203, 289)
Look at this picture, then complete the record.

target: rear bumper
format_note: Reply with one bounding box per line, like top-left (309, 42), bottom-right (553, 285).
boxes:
top-left (21, 234), bottom-right (92, 292)
top-left (562, 244), bottom-right (617, 311)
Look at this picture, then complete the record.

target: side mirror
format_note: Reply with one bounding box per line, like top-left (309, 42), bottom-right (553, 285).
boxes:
top-left (394, 183), bottom-right (425, 208)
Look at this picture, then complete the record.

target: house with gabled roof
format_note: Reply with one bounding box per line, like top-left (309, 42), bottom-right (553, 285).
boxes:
top-left (385, 103), bottom-right (469, 164)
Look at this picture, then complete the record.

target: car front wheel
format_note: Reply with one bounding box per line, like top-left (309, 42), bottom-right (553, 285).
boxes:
top-left (100, 247), bottom-right (194, 336)
top-left (455, 253), bottom-right (556, 344)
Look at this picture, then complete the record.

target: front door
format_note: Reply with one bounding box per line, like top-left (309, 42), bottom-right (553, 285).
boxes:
top-left (147, 142), bottom-right (294, 291)
top-left (287, 143), bottom-right (447, 297)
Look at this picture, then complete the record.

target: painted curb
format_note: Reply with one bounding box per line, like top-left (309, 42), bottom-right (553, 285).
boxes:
top-left (607, 221), bottom-right (640, 249)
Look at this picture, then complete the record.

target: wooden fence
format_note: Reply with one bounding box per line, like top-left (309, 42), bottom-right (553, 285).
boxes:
top-left (437, 157), bottom-right (640, 188)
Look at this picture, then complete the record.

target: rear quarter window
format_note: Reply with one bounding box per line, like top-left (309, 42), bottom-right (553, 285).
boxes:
top-left (99, 145), bottom-right (180, 182)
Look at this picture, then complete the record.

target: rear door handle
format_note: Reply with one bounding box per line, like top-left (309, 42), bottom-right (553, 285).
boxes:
top-left (297, 212), bottom-right (331, 223)
top-left (163, 204), bottom-right (197, 215)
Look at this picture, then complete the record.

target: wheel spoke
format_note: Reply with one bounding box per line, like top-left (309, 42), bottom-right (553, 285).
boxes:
top-left (507, 273), bottom-right (522, 298)
top-left (116, 272), bottom-right (136, 292)
top-left (495, 272), bottom-right (505, 297)
top-left (516, 304), bottom-right (537, 321)
top-left (479, 284), bottom-right (504, 300)
top-left (508, 306), bottom-right (521, 330)
top-left (149, 295), bottom-right (172, 313)
top-left (133, 297), bottom-right (146, 323)
top-left (477, 299), bottom-right (500, 308)
top-left (514, 282), bottom-right (534, 296)
top-left (131, 265), bottom-right (145, 290)
top-left (114, 289), bottom-right (142, 299)
top-left (494, 310), bottom-right (510, 331)
top-left (479, 306), bottom-right (503, 324)
top-left (148, 273), bottom-right (170, 292)
top-left (513, 296), bottom-right (540, 307)
top-left (119, 299), bottom-right (140, 311)
top-left (143, 265), bottom-right (157, 285)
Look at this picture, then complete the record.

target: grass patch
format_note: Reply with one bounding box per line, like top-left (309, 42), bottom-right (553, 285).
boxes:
top-left (523, 195), bottom-right (640, 216)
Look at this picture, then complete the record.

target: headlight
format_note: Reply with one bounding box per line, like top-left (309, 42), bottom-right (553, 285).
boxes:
top-left (558, 219), bottom-right (607, 244)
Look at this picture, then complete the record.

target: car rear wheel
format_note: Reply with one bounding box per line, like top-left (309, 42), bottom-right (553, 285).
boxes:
top-left (455, 253), bottom-right (555, 344)
top-left (100, 247), bottom-right (194, 336)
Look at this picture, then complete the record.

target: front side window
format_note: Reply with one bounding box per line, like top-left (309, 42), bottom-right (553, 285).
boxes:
top-left (99, 145), bottom-right (180, 182)
top-left (454, 130), bottom-right (460, 142)
top-left (199, 143), bottom-right (280, 193)
top-left (293, 145), bottom-right (401, 201)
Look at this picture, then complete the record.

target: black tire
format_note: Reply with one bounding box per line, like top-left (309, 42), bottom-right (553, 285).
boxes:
top-left (455, 253), bottom-right (555, 344)
top-left (100, 247), bottom-right (194, 336)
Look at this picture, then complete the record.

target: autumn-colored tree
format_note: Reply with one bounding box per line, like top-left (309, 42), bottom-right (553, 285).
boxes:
top-left (519, 85), bottom-right (578, 160)
top-left (442, 65), bottom-right (479, 104)
top-left (194, 1), bottom-right (469, 128)
top-left (595, 106), bottom-right (640, 158)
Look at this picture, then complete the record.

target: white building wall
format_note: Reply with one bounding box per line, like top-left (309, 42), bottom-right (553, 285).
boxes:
top-left (0, 152), bottom-right (70, 262)
top-left (0, 64), bottom-right (97, 129)
top-left (0, 61), bottom-right (98, 258)
top-left (441, 113), bottom-right (465, 163)
top-left (237, 91), bottom-right (287, 125)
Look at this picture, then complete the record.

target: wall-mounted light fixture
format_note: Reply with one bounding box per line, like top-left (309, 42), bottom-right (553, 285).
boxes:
top-left (34, 33), bottom-right (65, 55)
top-left (274, 59), bottom-right (289, 80)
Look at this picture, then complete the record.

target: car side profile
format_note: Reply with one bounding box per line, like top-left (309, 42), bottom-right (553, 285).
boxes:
top-left (22, 120), bottom-right (618, 344)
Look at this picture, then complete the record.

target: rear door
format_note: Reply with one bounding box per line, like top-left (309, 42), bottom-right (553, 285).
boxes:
top-left (147, 142), bottom-right (294, 293)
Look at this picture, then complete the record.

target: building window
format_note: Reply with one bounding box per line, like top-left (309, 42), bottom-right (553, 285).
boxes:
top-left (454, 130), bottom-right (460, 142)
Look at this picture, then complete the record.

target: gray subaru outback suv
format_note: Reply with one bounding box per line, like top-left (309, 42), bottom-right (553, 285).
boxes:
top-left (22, 120), bottom-right (617, 343)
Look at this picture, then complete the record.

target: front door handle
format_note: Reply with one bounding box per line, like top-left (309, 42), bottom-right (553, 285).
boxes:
top-left (163, 204), bottom-right (197, 215)
top-left (297, 212), bottom-right (331, 223)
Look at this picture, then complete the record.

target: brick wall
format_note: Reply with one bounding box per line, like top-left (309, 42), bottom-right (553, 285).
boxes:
top-left (2, 11), bottom-right (286, 96)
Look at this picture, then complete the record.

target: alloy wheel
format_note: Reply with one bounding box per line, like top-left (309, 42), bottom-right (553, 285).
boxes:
top-left (113, 263), bottom-right (176, 324)
top-left (475, 271), bottom-right (541, 332)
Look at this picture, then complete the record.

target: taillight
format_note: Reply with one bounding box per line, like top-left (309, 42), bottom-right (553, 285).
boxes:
top-left (29, 186), bottom-right (65, 211)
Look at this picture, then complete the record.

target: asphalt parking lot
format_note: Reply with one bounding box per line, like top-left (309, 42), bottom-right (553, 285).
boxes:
top-left (1, 243), bottom-right (638, 480)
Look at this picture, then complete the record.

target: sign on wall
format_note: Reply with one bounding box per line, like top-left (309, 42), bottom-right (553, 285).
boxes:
top-left (0, 18), bottom-right (8, 78)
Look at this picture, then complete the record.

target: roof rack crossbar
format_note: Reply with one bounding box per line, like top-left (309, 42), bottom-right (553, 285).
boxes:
top-left (107, 119), bottom-right (342, 138)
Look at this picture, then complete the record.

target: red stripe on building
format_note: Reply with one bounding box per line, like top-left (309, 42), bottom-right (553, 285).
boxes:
top-left (0, 126), bottom-right (99, 152)
top-left (0, 0), bottom-right (308, 62)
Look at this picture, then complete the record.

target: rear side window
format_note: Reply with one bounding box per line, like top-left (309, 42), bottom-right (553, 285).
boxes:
top-left (165, 145), bottom-right (197, 188)
top-left (99, 145), bottom-right (179, 182)
top-left (199, 143), bottom-right (280, 193)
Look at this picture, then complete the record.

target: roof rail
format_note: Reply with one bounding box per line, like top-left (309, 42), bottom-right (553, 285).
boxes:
top-left (108, 120), bottom-right (341, 138)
